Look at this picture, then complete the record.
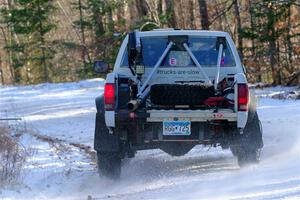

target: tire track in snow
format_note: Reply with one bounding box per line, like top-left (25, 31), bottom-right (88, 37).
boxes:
top-left (28, 131), bottom-right (96, 160)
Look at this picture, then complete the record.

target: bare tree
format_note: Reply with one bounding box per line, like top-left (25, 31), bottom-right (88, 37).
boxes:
top-left (286, 5), bottom-right (293, 72)
top-left (78, 0), bottom-right (88, 74)
top-left (162, 0), bottom-right (175, 27)
top-left (173, 0), bottom-right (184, 28)
top-left (0, 55), bottom-right (4, 84)
top-left (198, 0), bottom-right (209, 30)
top-left (233, 0), bottom-right (243, 59)
top-left (248, 0), bottom-right (261, 82)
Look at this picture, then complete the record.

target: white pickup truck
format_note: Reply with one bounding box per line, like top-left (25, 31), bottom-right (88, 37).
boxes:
top-left (93, 29), bottom-right (263, 179)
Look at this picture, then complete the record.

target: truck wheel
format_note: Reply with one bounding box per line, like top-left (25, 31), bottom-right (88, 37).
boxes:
top-left (97, 151), bottom-right (121, 179)
top-left (230, 111), bottom-right (263, 167)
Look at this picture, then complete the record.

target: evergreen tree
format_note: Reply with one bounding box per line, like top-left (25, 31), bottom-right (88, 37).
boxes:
top-left (87, 0), bottom-right (105, 38)
top-left (240, 0), bottom-right (295, 84)
top-left (2, 0), bottom-right (56, 83)
top-left (72, 0), bottom-right (90, 75)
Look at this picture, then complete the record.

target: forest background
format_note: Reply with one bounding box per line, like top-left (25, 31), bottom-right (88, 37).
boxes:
top-left (0, 0), bottom-right (299, 85)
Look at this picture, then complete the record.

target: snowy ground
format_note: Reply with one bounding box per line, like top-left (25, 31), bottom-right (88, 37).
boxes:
top-left (0, 79), bottom-right (299, 200)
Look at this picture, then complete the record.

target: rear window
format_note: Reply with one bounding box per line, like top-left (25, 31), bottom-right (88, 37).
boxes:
top-left (121, 36), bottom-right (236, 68)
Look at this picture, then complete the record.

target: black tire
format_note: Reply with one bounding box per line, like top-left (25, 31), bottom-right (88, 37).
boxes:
top-left (160, 143), bottom-right (194, 156)
top-left (96, 151), bottom-right (121, 179)
top-left (230, 111), bottom-right (263, 167)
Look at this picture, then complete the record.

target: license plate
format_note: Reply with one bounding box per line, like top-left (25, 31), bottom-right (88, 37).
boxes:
top-left (163, 121), bottom-right (191, 136)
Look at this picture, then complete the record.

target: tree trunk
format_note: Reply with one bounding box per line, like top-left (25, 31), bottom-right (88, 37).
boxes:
top-left (0, 56), bottom-right (4, 85)
top-left (233, 0), bottom-right (243, 59)
top-left (0, 26), bottom-right (14, 84)
top-left (269, 39), bottom-right (280, 85)
top-left (4, 0), bottom-right (16, 83)
top-left (276, 40), bottom-right (282, 84)
top-left (267, 4), bottom-right (280, 85)
top-left (106, 6), bottom-right (115, 33)
top-left (91, 5), bottom-right (105, 54)
top-left (144, 0), bottom-right (161, 26)
top-left (116, 4), bottom-right (125, 30)
top-left (198, 0), bottom-right (209, 30)
top-left (78, 0), bottom-right (88, 74)
top-left (188, 0), bottom-right (195, 29)
top-left (95, 15), bottom-right (105, 36)
top-left (286, 5), bottom-right (293, 72)
top-left (173, 0), bottom-right (184, 28)
top-left (135, 0), bottom-right (148, 17)
top-left (249, 0), bottom-right (261, 82)
top-left (37, 3), bottom-right (48, 82)
top-left (212, 0), bottom-right (223, 30)
top-left (162, 0), bottom-right (176, 28)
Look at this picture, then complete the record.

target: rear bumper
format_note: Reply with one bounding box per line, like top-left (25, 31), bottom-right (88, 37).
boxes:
top-left (115, 109), bottom-right (237, 123)
top-left (147, 109), bottom-right (237, 122)
top-left (114, 109), bottom-right (238, 147)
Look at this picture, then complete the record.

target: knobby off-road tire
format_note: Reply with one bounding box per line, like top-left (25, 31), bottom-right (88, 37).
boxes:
top-left (96, 152), bottom-right (121, 179)
top-left (230, 111), bottom-right (263, 167)
top-left (95, 113), bottom-right (122, 179)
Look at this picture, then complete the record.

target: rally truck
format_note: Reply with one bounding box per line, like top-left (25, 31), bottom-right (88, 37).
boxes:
top-left (93, 29), bottom-right (263, 179)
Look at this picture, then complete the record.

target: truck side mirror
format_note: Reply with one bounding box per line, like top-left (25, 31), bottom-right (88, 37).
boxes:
top-left (93, 61), bottom-right (109, 74)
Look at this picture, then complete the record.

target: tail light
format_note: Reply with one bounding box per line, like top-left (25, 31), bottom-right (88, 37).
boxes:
top-left (104, 83), bottom-right (115, 110)
top-left (238, 84), bottom-right (249, 111)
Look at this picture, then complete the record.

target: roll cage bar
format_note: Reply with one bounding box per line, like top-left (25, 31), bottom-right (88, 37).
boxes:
top-left (127, 31), bottom-right (226, 110)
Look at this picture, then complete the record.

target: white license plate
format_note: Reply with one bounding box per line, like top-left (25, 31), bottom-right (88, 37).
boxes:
top-left (163, 121), bottom-right (191, 136)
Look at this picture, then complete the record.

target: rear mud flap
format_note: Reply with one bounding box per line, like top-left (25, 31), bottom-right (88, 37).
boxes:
top-left (96, 133), bottom-right (120, 152)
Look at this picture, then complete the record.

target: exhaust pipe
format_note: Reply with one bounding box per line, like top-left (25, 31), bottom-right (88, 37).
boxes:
top-left (127, 87), bottom-right (151, 111)
top-left (127, 100), bottom-right (140, 111)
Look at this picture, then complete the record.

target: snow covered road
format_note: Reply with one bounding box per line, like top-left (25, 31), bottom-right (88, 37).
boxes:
top-left (0, 79), bottom-right (299, 200)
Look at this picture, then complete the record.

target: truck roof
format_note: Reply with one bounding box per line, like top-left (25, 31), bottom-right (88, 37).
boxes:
top-left (139, 30), bottom-right (229, 37)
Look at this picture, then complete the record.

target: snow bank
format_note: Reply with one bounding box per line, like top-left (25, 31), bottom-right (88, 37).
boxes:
top-left (254, 85), bottom-right (300, 100)
top-left (0, 79), bottom-right (299, 200)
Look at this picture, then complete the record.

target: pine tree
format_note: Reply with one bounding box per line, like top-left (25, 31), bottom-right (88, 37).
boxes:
top-left (72, 0), bottom-right (90, 75)
top-left (87, 0), bottom-right (105, 37)
top-left (240, 0), bottom-right (295, 84)
top-left (2, 0), bottom-right (56, 83)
